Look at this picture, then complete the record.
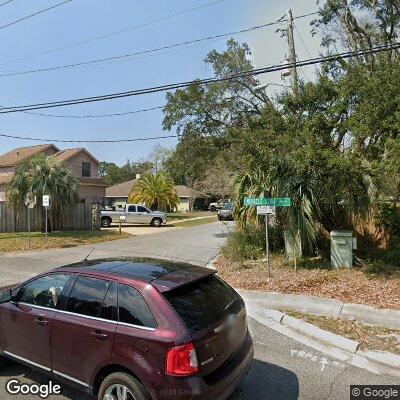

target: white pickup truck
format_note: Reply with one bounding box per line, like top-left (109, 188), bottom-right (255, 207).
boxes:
top-left (101, 204), bottom-right (167, 228)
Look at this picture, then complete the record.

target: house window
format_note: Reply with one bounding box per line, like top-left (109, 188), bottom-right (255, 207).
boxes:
top-left (82, 162), bottom-right (91, 177)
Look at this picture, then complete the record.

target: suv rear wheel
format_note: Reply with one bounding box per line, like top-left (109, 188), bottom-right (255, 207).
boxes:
top-left (98, 372), bottom-right (151, 400)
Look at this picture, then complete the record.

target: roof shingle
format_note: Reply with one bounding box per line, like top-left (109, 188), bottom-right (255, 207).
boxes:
top-left (0, 144), bottom-right (58, 167)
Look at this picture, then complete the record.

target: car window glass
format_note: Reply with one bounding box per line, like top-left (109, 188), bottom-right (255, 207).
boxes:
top-left (163, 275), bottom-right (243, 334)
top-left (19, 274), bottom-right (70, 309)
top-left (223, 203), bottom-right (233, 210)
top-left (118, 284), bottom-right (156, 328)
top-left (137, 206), bottom-right (149, 213)
top-left (99, 281), bottom-right (118, 321)
top-left (128, 205), bottom-right (136, 212)
top-left (66, 276), bottom-right (109, 318)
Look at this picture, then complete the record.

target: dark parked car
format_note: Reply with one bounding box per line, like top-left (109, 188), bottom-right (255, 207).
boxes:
top-left (218, 202), bottom-right (234, 221)
top-left (0, 258), bottom-right (253, 400)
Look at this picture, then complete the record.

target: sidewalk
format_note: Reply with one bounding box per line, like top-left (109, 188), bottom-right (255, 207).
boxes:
top-left (238, 289), bottom-right (400, 330)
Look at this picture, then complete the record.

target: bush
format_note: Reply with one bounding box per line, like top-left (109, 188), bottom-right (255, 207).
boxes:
top-left (374, 203), bottom-right (400, 235)
top-left (383, 239), bottom-right (400, 266)
top-left (296, 257), bottom-right (331, 270)
top-left (364, 259), bottom-right (395, 276)
top-left (221, 222), bottom-right (284, 262)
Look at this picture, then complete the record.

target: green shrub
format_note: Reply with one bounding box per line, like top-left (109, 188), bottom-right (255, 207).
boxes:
top-left (221, 222), bottom-right (284, 262)
top-left (296, 257), bottom-right (331, 270)
top-left (383, 239), bottom-right (400, 266)
top-left (364, 259), bottom-right (395, 276)
top-left (375, 203), bottom-right (400, 235)
top-left (268, 224), bottom-right (285, 253)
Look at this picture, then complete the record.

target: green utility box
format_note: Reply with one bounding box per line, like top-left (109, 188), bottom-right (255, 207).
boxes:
top-left (331, 230), bottom-right (357, 268)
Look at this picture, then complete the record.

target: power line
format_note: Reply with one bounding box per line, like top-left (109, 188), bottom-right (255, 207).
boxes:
top-left (0, 20), bottom-right (287, 78)
top-left (5, 82), bottom-right (286, 119)
top-left (0, 0), bottom-right (229, 67)
top-left (24, 105), bottom-right (164, 119)
top-left (0, 41), bottom-right (397, 114)
top-left (0, 12), bottom-right (318, 77)
top-left (0, 103), bottom-right (164, 118)
top-left (0, 0), bottom-right (15, 7)
top-left (0, 132), bottom-right (178, 143)
top-left (294, 22), bottom-right (318, 77)
top-left (10, 82), bottom-right (286, 119)
top-left (0, 0), bottom-right (72, 31)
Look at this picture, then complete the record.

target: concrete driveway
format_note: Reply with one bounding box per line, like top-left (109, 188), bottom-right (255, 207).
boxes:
top-left (0, 221), bottom-right (230, 287)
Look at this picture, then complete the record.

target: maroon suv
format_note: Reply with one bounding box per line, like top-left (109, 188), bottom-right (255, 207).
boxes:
top-left (0, 258), bottom-right (254, 400)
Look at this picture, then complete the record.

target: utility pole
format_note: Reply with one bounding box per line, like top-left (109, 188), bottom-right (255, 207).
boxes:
top-left (287, 9), bottom-right (299, 97)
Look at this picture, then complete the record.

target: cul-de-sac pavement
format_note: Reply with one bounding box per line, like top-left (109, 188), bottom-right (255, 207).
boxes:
top-left (0, 223), bottom-right (397, 400)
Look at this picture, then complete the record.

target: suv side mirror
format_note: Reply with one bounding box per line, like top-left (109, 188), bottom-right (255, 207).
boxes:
top-left (10, 288), bottom-right (20, 304)
top-left (0, 287), bottom-right (20, 304)
top-left (0, 289), bottom-right (12, 304)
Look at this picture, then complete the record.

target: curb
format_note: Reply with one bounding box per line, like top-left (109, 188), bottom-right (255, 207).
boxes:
top-left (281, 314), bottom-right (359, 353)
top-left (246, 303), bottom-right (400, 379)
top-left (237, 288), bottom-right (400, 330)
top-left (251, 307), bottom-right (359, 353)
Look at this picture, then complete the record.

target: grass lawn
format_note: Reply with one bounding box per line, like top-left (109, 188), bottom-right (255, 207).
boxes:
top-left (216, 254), bottom-right (400, 310)
top-left (173, 215), bottom-right (218, 227)
top-left (167, 211), bottom-right (215, 220)
top-left (0, 230), bottom-right (131, 253)
top-left (283, 310), bottom-right (400, 355)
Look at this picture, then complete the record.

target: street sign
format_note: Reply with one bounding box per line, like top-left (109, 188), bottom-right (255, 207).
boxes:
top-left (42, 195), bottom-right (51, 237)
top-left (244, 197), bottom-right (291, 207)
top-left (42, 195), bottom-right (51, 208)
top-left (257, 205), bottom-right (276, 215)
top-left (24, 193), bottom-right (37, 209)
top-left (245, 197), bottom-right (291, 281)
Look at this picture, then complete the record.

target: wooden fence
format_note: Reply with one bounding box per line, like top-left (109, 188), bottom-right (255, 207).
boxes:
top-left (0, 201), bottom-right (98, 233)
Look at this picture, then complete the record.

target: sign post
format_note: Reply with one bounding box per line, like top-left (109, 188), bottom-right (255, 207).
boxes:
top-left (42, 195), bottom-right (51, 237)
top-left (257, 205), bottom-right (276, 279)
top-left (24, 192), bottom-right (37, 250)
top-left (119, 215), bottom-right (126, 235)
top-left (246, 197), bottom-right (291, 279)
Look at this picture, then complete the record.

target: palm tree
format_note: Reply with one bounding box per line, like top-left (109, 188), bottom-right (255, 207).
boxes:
top-left (7, 154), bottom-right (79, 231)
top-left (234, 155), bottom-right (369, 257)
top-left (129, 173), bottom-right (179, 211)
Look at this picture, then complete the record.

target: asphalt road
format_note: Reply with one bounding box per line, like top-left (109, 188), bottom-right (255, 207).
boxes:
top-left (0, 221), bottom-right (229, 287)
top-left (0, 221), bottom-right (397, 399)
top-left (0, 318), bottom-right (397, 400)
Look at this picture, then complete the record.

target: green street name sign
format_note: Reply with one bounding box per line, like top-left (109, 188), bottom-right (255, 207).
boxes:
top-left (244, 197), bottom-right (291, 207)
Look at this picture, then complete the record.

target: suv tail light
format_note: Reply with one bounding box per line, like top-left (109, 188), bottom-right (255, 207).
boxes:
top-left (166, 342), bottom-right (199, 376)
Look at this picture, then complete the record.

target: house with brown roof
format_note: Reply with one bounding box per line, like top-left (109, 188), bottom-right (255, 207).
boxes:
top-left (0, 144), bottom-right (107, 203)
top-left (105, 179), bottom-right (208, 211)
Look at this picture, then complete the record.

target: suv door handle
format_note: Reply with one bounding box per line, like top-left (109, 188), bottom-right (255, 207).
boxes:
top-left (35, 314), bottom-right (48, 326)
top-left (90, 330), bottom-right (108, 341)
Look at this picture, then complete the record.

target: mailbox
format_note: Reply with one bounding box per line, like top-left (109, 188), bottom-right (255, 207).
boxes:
top-left (331, 230), bottom-right (356, 268)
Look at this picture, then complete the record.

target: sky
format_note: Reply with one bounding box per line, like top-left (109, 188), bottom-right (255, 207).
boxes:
top-left (0, 0), bottom-right (322, 165)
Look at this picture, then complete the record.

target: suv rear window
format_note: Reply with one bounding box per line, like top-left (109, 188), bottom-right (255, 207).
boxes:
top-left (163, 275), bottom-right (243, 334)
